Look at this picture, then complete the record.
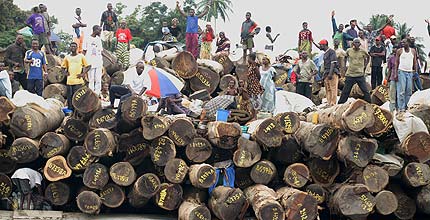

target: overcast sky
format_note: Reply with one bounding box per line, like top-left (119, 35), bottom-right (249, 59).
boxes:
top-left (14, 0), bottom-right (430, 57)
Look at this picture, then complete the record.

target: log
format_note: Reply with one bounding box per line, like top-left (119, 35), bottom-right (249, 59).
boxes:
top-left (62, 117), bottom-right (89, 142)
top-left (409, 104), bottom-right (430, 131)
top-left (119, 129), bottom-right (150, 166)
top-left (172, 51), bottom-right (198, 79)
top-left (46, 54), bottom-right (61, 68)
top-left (39, 132), bottom-right (71, 159)
top-left (244, 184), bottom-right (285, 220)
top-left (350, 82), bottom-right (371, 99)
top-left (250, 160), bottom-right (277, 185)
top-left (235, 168), bottom-right (254, 189)
top-left (189, 164), bottom-right (217, 189)
top-left (252, 118), bottom-right (284, 148)
top-left (207, 121), bottom-right (242, 149)
top-left (141, 115), bottom-right (170, 141)
top-left (219, 74), bottom-right (237, 91)
top-left (275, 112), bottom-right (301, 134)
top-left (110, 71), bottom-right (124, 86)
top-left (168, 118), bottom-right (196, 147)
top-left (186, 137), bottom-right (213, 163)
top-left (44, 182), bottom-right (70, 206)
top-left (89, 108), bottom-right (118, 130)
top-left (416, 184), bottom-right (430, 214)
top-left (393, 191), bottom-right (416, 220)
top-left (375, 190), bottom-right (398, 215)
top-left (11, 99), bottom-right (65, 138)
top-left (76, 191), bottom-right (102, 214)
top-left (337, 135), bottom-right (378, 167)
top-left (109, 162), bottom-right (136, 187)
top-left (267, 135), bottom-right (302, 165)
top-left (43, 155), bottom-right (72, 182)
top-left (234, 64), bottom-right (248, 82)
top-left (295, 122), bottom-right (339, 160)
top-left (371, 85), bottom-right (390, 105)
top-left (150, 136), bottom-right (177, 167)
top-left (100, 183), bottom-right (125, 208)
top-left (213, 54), bottom-right (234, 75)
top-left (400, 131), bottom-right (430, 163)
top-left (102, 49), bottom-right (121, 75)
top-left (364, 104), bottom-right (393, 137)
top-left (233, 137), bottom-right (261, 168)
top-left (102, 72), bottom-right (111, 84)
top-left (208, 186), bottom-right (247, 220)
top-left (119, 95), bottom-right (147, 128)
top-left (0, 149), bottom-right (16, 174)
top-left (277, 187), bottom-right (318, 220)
top-left (0, 173), bottom-right (12, 198)
top-left (0, 97), bottom-right (16, 123)
top-left (128, 192), bottom-right (150, 208)
top-left (307, 157), bottom-right (339, 186)
top-left (402, 162), bottom-right (430, 187)
top-left (372, 153), bottom-right (404, 177)
top-left (72, 86), bottom-right (101, 114)
top-left (9, 137), bottom-right (39, 163)
top-left (131, 173), bottom-right (161, 198)
top-left (164, 158), bottom-right (189, 184)
top-left (84, 128), bottom-right (117, 157)
top-left (305, 184), bottom-right (327, 204)
top-left (42, 83), bottom-right (67, 102)
top-left (331, 184), bottom-right (376, 219)
top-left (155, 183), bottom-right (183, 211)
top-left (309, 99), bottom-right (375, 132)
top-left (83, 163), bottom-right (109, 190)
top-left (178, 201), bottom-right (212, 220)
top-left (283, 163), bottom-right (310, 188)
top-left (359, 165), bottom-right (389, 193)
top-left (47, 66), bottom-right (67, 84)
top-left (189, 67), bottom-right (220, 94)
top-left (66, 145), bottom-right (97, 171)
top-left (150, 57), bottom-right (171, 69)
top-left (273, 67), bottom-right (289, 87)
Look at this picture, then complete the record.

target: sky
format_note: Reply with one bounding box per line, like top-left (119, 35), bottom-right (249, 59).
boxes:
top-left (14, 0), bottom-right (430, 58)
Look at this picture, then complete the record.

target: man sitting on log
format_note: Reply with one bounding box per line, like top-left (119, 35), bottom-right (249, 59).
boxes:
top-left (11, 168), bottom-right (43, 210)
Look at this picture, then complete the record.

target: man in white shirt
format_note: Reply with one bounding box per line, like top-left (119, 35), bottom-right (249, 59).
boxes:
top-left (0, 70), bottom-right (13, 99)
top-left (11, 168), bottom-right (43, 210)
top-left (72, 7), bottom-right (87, 53)
top-left (83, 25), bottom-right (104, 96)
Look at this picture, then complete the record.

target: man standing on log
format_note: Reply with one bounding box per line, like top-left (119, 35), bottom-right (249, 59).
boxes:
top-left (5, 34), bottom-right (27, 90)
top-left (319, 39), bottom-right (339, 106)
top-left (72, 8), bottom-right (87, 54)
top-left (26, 7), bottom-right (49, 53)
top-left (369, 37), bottom-right (386, 89)
top-left (100, 3), bottom-right (118, 51)
top-left (298, 22), bottom-right (313, 55)
top-left (83, 25), bottom-right (103, 96)
top-left (338, 38), bottom-right (371, 104)
top-left (11, 168), bottom-right (43, 210)
top-left (176, 0), bottom-right (211, 58)
top-left (62, 42), bottom-right (91, 111)
top-left (294, 51), bottom-right (317, 99)
top-left (24, 39), bottom-right (47, 97)
top-left (38, 4), bottom-right (52, 54)
top-left (240, 12), bottom-right (259, 63)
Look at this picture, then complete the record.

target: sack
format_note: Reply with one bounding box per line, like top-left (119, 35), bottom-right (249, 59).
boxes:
top-left (393, 112), bottom-right (428, 143)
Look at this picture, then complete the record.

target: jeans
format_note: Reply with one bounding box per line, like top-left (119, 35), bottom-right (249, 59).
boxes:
top-left (88, 67), bottom-right (103, 96)
top-left (371, 66), bottom-right (383, 89)
top-left (413, 72), bottom-right (423, 91)
top-left (296, 82), bottom-right (312, 99)
top-left (186, 33), bottom-right (199, 58)
top-left (324, 74), bottom-right (339, 106)
top-left (396, 70), bottom-right (413, 111)
top-left (389, 80), bottom-right (398, 112)
top-left (27, 79), bottom-right (43, 96)
top-left (338, 76), bottom-right (371, 104)
top-left (67, 84), bottom-right (83, 110)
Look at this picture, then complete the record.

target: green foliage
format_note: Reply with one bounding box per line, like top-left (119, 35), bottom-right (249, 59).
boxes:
top-left (0, 0), bottom-right (27, 32)
top-left (362, 14), bottom-right (392, 30)
top-left (56, 31), bottom-right (73, 54)
top-left (197, 0), bottom-right (233, 22)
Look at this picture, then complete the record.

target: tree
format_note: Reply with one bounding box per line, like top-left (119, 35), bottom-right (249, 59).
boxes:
top-left (0, 0), bottom-right (28, 48)
top-left (395, 22), bottom-right (426, 61)
top-left (56, 31), bottom-right (73, 54)
top-left (197, 0), bottom-right (233, 32)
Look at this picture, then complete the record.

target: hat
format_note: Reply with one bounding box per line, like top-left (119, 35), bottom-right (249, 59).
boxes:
top-left (375, 37), bottom-right (381, 41)
top-left (353, 38), bottom-right (361, 43)
top-left (390, 35), bottom-right (397, 39)
top-left (319, 39), bottom-right (328, 45)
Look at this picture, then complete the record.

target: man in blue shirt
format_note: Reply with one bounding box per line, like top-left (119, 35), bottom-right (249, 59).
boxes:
top-left (25, 39), bottom-right (47, 96)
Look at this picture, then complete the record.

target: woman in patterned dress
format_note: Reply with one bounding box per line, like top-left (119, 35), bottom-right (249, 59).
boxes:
top-left (246, 53), bottom-right (264, 110)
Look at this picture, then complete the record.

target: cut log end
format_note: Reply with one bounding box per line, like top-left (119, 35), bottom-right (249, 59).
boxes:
top-left (155, 183), bottom-right (183, 211)
top-left (44, 182), bottom-right (70, 206)
top-left (109, 162), bottom-right (136, 187)
top-left (375, 190), bottom-right (398, 215)
top-left (275, 112), bottom-right (301, 134)
top-left (100, 183), bottom-right (125, 208)
top-left (83, 163), bottom-right (109, 190)
top-left (253, 118), bottom-right (284, 148)
top-left (164, 158), bottom-right (189, 184)
top-left (186, 137), bottom-right (213, 163)
top-left (43, 155), bottom-right (72, 182)
top-left (283, 163), bottom-right (310, 188)
top-left (189, 164), bottom-right (217, 189)
top-left (402, 162), bottom-right (430, 187)
top-left (76, 191), bottom-right (102, 214)
top-left (250, 160), bottom-right (277, 185)
top-left (141, 115), bottom-right (170, 140)
top-left (150, 136), bottom-right (177, 167)
top-left (0, 173), bottom-right (12, 198)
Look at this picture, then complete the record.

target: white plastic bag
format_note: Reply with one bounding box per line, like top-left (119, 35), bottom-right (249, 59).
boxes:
top-left (393, 112), bottom-right (428, 143)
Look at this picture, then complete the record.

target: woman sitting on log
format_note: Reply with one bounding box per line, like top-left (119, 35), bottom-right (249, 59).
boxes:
top-left (237, 79), bottom-right (255, 119)
top-left (215, 32), bottom-right (231, 56)
top-left (201, 80), bottom-right (238, 120)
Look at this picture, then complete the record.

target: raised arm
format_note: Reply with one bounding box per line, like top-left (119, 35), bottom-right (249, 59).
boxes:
top-left (331, 11), bottom-right (338, 37)
top-left (198, 0), bottom-right (211, 18)
top-left (176, 1), bottom-right (187, 17)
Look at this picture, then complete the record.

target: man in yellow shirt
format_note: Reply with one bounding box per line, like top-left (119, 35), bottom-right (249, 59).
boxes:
top-left (62, 42), bottom-right (91, 110)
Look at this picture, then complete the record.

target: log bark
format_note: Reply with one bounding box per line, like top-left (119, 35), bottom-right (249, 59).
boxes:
top-left (244, 184), bottom-right (285, 220)
top-left (372, 153), bottom-right (404, 177)
top-left (39, 132), bottom-right (71, 159)
top-left (150, 136), bottom-right (177, 167)
top-left (402, 162), bottom-right (430, 187)
top-left (178, 201), bottom-right (212, 220)
top-left (119, 95), bottom-right (147, 128)
top-left (9, 137), bottom-right (39, 163)
top-left (416, 184), bottom-right (430, 214)
top-left (400, 131), bottom-right (430, 163)
top-left (371, 85), bottom-right (390, 105)
top-left (172, 51), bottom-right (198, 79)
top-left (110, 71), bottom-right (124, 85)
top-left (189, 67), bottom-right (220, 94)
top-left (208, 186), bottom-right (247, 220)
top-left (141, 115), bottom-right (170, 141)
top-left (219, 74), bottom-right (237, 91)
top-left (43, 155), bottom-right (72, 182)
top-left (46, 54), bottom-right (61, 68)
top-left (375, 190), bottom-right (398, 215)
top-left (168, 118), bottom-right (196, 147)
top-left (250, 160), bottom-right (277, 185)
top-left (164, 158), bottom-right (189, 184)
top-left (0, 173), bottom-right (12, 198)
top-left (295, 122), bottom-right (339, 160)
top-left (66, 145), bottom-right (97, 171)
top-left (119, 129), bottom-right (150, 166)
top-left (364, 104), bottom-right (393, 137)
top-left (131, 173), bottom-right (161, 198)
top-left (207, 121), bottom-right (242, 149)
top-left (62, 117), bottom-right (89, 142)
top-left (283, 163), bottom-right (310, 188)
top-left (331, 184), bottom-right (376, 219)
top-left (252, 118), bottom-right (284, 148)
top-left (102, 50), bottom-right (121, 75)
top-left (186, 137), bottom-right (213, 163)
top-left (42, 83), bottom-right (67, 102)
top-left (305, 184), bottom-right (327, 204)
top-left (100, 183), bottom-right (125, 208)
top-left (47, 66), bottom-right (67, 84)
top-left (72, 86), bottom-right (101, 115)
top-left (89, 108), bottom-right (118, 130)
top-left (233, 137), bottom-right (261, 168)
top-left (337, 135), bottom-right (378, 167)
top-left (76, 190), bottom-right (102, 214)
top-left (275, 112), bottom-right (301, 134)
top-left (189, 164), bottom-right (217, 189)
top-left (0, 149), bottom-right (16, 174)
top-left (213, 54), bottom-right (234, 75)
top-left (235, 168), bottom-right (254, 189)
top-left (409, 104), bottom-right (430, 131)
top-left (83, 163), bottom-right (109, 190)
top-left (307, 157), bottom-right (340, 186)
top-left (267, 135), bottom-right (303, 165)
top-left (155, 183), bottom-right (183, 211)
top-left (44, 182), bottom-right (70, 206)
top-left (359, 165), bottom-right (389, 193)
top-left (0, 96), bottom-right (16, 123)
top-left (84, 128), bottom-right (117, 157)
top-left (277, 187), bottom-right (318, 220)
top-left (109, 162), bottom-right (136, 187)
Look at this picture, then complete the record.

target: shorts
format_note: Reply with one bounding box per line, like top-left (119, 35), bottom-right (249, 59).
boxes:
top-left (241, 38), bottom-right (254, 50)
top-left (102, 31), bottom-right (115, 42)
top-left (33, 33), bottom-right (49, 46)
top-left (12, 178), bottom-right (32, 195)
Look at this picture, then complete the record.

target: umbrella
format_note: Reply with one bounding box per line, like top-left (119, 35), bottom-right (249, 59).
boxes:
top-left (144, 66), bottom-right (184, 98)
top-left (17, 27), bottom-right (33, 37)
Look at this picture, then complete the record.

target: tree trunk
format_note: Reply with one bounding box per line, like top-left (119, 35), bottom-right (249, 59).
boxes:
top-left (375, 190), bottom-right (398, 215)
top-left (84, 128), bottom-right (117, 157)
top-left (186, 137), bottom-right (213, 163)
top-left (275, 112), bottom-right (301, 134)
top-left (371, 85), bottom-right (390, 105)
top-left (190, 67), bottom-right (220, 94)
top-left (305, 184), bottom-right (327, 204)
top-left (409, 104), bottom-right (430, 131)
top-left (72, 86), bottom-right (101, 115)
top-left (267, 135), bottom-right (303, 165)
top-left (119, 129), bottom-right (150, 166)
top-left (62, 117), bottom-right (89, 142)
top-left (189, 164), bottom-right (217, 189)
top-left (168, 118), bottom-right (196, 147)
top-left (307, 157), bottom-right (339, 186)
top-left (400, 131), bottom-right (430, 163)
top-left (416, 184), bottom-right (430, 214)
top-left (207, 121), bottom-right (242, 149)
top-left (100, 183), bottom-right (125, 208)
top-left (331, 184), bottom-right (376, 219)
top-left (213, 54), bottom-right (234, 75)
top-left (283, 163), bottom-right (310, 188)
top-left (402, 162), bottom-right (430, 187)
top-left (66, 145), bottom-right (97, 171)
top-left (252, 118), bottom-right (284, 148)
top-left (83, 163), bottom-right (109, 190)
top-left (9, 137), bottom-right (39, 163)
top-left (39, 132), bottom-right (71, 159)
top-left (141, 115), bottom-right (170, 141)
top-left (358, 165), bottom-right (389, 193)
top-left (178, 201), bottom-right (212, 220)
top-left (164, 158), bottom-right (189, 184)
top-left (250, 160), bottom-right (277, 185)
top-left (364, 104), bottom-right (393, 137)
top-left (0, 173), bottom-right (12, 198)
top-left (110, 71), bottom-right (124, 86)
top-left (233, 137), bottom-right (261, 168)
top-left (109, 162), bottom-right (136, 187)
top-left (0, 149), bottom-right (16, 174)
top-left (0, 97), bottom-right (16, 123)
top-left (43, 155), bottom-right (72, 182)
top-left (47, 66), bottom-right (67, 84)
top-left (172, 51), bottom-right (198, 79)
top-left (277, 187), bottom-right (318, 220)
top-left (219, 74), bottom-right (237, 91)
top-left (337, 135), bottom-right (378, 167)
top-left (244, 184), bottom-right (285, 220)
top-left (76, 190), bottom-right (102, 214)
top-left (44, 182), bottom-right (70, 206)
top-left (150, 136), bottom-right (177, 167)
top-left (89, 108), bottom-right (118, 130)
top-left (131, 173), bottom-right (161, 198)
top-left (155, 183), bottom-right (183, 211)
top-left (208, 186), bottom-right (247, 220)
top-left (295, 122), bottom-right (339, 160)
top-left (42, 83), bottom-right (67, 102)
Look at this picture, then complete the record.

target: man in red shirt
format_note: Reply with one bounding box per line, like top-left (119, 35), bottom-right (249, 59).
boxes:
top-left (381, 17), bottom-right (396, 39)
top-left (115, 20), bottom-right (132, 70)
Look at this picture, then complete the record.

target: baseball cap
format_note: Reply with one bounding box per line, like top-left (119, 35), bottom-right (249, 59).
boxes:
top-left (319, 39), bottom-right (328, 45)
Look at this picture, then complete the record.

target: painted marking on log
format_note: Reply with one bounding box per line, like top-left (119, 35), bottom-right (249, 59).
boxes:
top-left (111, 172), bottom-right (129, 183)
top-left (272, 207), bottom-right (280, 220)
top-left (195, 72), bottom-right (211, 88)
top-left (373, 107), bottom-right (390, 127)
top-left (175, 160), bottom-right (187, 181)
top-left (49, 183), bottom-right (61, 204)
top-left (74, 88), bottom-right (87, 101)
top-left (194, 211), bottom-right (208, 220)
top-left (359, 194), bottom-right (373, 212)
top-left (226, 192), bottom-right (242, 204)
top-left (48, 163), bottom-right (67, 176)
top-left (191, 141), bottom-right (205, 148)
top-left (175, 70), bottom-right (187, 77)
top-left (264, 123), bottom-right (276, 133)
top-left (283, 115), bottom-right (293, 133)
top-left (319, 128), bottom-right (334, 144)
top-left (129, 99), bottom-right (139, 119)
top-left (198, 168), bottom-right (215, 184)
top-left (238, 150), bottom-right (246, 166)
top-left (73, 153), bottom-right (92, 170)
top-left (415, 165), bottom-right (427, 185)
top-left (275, 73), bottom-right (288, 85)
top-left (0, 182), bottom-right (11, 197)
top-left (157, 188), bottom-right (167, 206)
top-left (171, 130), bottom-right (185, 145)
top-left (353, 144), bottom-right (361, 162)
top-left (314, 167), bottom-right (330, 181)
top-left (306, 190), bottom-right (324, 203)
top-left (153, 123), bottom-right (165, 129)
top-left (93, 131), bottom-right (102, 150)
top-left (377, 86), bottom-right (390, 100)
top-left (147, 175), bottom-right (159, 191)
top-left (127, 143), bottom-right (146, 156)
top-left (299, 207), bottom-right (308, 220)
top-left (46, 147), bottom-right (61, 158)
top-left (24, 115), bottom-right (32, 131)
top-left (91, 167), bottom-right (103, 186)
top-left (255, 164), bottom-right (274, 175)
top-left (353, 112), bottom-right (368, 126)
top-left (11, 144), bottom-right (33, 154)
top-left (363, 171), bottom-right (377, 181)
top-left (96, 113), bottom-right (115, 125)
top-left (84, 205), bottom-right (98, 211)
top-left (217, 56), bottom-right (226, 65)
top-left (100, 187), bottom-right (114, 198)
top-left (66, 124), bottom-right (83, 138)
top-left (290, 170), bottom-right (302, 186)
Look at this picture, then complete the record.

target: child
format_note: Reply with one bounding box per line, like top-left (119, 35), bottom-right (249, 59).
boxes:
top-left (100, 83), bottom-right (111, 108)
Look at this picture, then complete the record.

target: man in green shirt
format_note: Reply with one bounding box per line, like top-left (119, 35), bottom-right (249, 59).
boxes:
top-left (338, 38), bottom-right (371, 104)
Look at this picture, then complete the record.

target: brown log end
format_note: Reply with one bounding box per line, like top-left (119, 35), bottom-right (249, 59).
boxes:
top-left (47, 66), bottom-right (67, 84)
top-left (281, 190), bottom-right (318, 220)
top-left (365, 104), bottom-right (393, 136)
top-left (62, 117), bottom-right (89, 142)
top-left (402, 162), bottom-right (430, 187)
top-left (155, 183), bottom-right (183, 211)
top-left (66, 145), bottom-right (97, 171)
top-left (190, 67), bottom-right (220, 94)
top-left (342, 99), bottom-right (376, 132)
top-left (84, 128), bottom-right (116, 157)
top-left (76, 191), bottom-right (102, 214)
top-left (268, 136), bottom-right (302, 165)
top-left (253, 118), bottom-right (284, 148)
top-left (305, 184), bottom-right (327, 204)
top-left (394, 193), bottom-right (416, 220)
top-left (360, 165), bottom-right (389, 193)
top-left (416, 184), bottom-right (430, 214)
top-left (100, 183), bottom-right (125, 208)
top-left (119, 129), bottom-right (150, 166)
top-left (9, 137), bottom-right (39, 164)
top-left (39, 132), bottom-right (71, 159)
top-left (283, 163), bottom-right (310, 188)
top-left (172, 51), bottom-right (198, 79)
top-left (120, 95), bottom-right (147, 125)
top-left (109, 162), bottom-right (136, 187)
top-left (164, 158), bottom-right (189, 184)
top-left (233, 137), bottom-right (261, 168)
top-left (133, 173), bottom-right (161, 198)
top-left (401, 131), bottom-right (430, 163)
top-left (186, 137), bottom-right (213, 163)
top-left (307, 158), bottom-right (339, 186)
top-left (189, 164), bottom-right (217, 189)
top-left (296, 122), bottom-right (339, 160)
top-left (89, 108), bottom-right (118, 130)
top-left (375, 190), bottom-right (398, 215)
top-left (150, 136), bottom-right (177, 167)
top-left (83, 163), bottom-right (109, 190)
top-left (72, 86), bottom-right (101, 114)
top-left (168, 118), bottom-right (196, 147)
top-left (250, 160), bottom-right (277, 185)
top-left (332, 184), bottom-right (375, 218)
top-left (208, 186), bottom-right (246, 220)
top-left (178, 201), bottom-right (212, 220)
top-left (0, 96), bottom-right (16, 123)
top-left (337, 135), bottom-right (378, 168)
top-left (44, 182), bottom-right (70, 206)
top-left (275, 112), bottom-right (301, 134)
top-left (0, 149), bottom-right (17, 174)
top-left (141, 115), bottom-right (170, 140)
top-left (213, 54), bottom-right (234, 75)
top-left (207, 121), bottom-right (242, 150)
top-left (0, 173), bottom-right (12, 198)
top-left (44, 155), bottom-right (72, 182)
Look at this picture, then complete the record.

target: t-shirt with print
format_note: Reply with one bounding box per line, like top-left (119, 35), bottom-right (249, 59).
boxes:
top-left (62, 54), bottom-right (89, 85)
top-left (369, 45), bottom-right (386, 67)
top-left (101, 10), bottom-right (118, 31)
top-left (83, 35), bottom-right (103, 68)
top-left (25, 50), bottom-right (47, 79)
top-left (116, 28), bottom-right (132, 43)
top-left (346, 48), bottom-right (369, 77)
top-left (26, 14), bottom-right (45, 35)
top-left (294, 59), bottom-right (317, 83)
